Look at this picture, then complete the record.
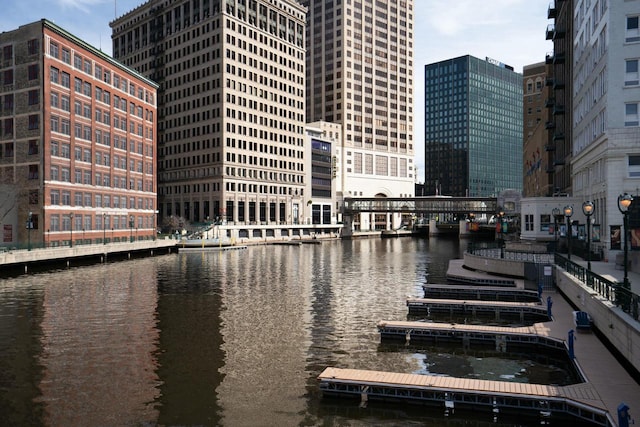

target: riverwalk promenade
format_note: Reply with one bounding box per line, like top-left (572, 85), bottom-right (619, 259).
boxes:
top-left (462, 254), bottom-right (640, 423)
top-left (321, 255), bottom-right (640, 425)
top-left (0, 239), bottom-right (176, 273)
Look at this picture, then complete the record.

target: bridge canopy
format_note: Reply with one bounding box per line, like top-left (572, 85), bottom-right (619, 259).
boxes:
top-left (343, 197), bottom-right (498, 215)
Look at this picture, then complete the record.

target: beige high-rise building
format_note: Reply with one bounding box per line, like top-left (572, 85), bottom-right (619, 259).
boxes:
top-left (301, 0), bottom-right (415, 230)
top-left (111, 0), bottom-right (307, 227)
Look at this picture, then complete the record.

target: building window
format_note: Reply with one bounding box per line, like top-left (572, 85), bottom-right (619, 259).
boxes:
top-left (27, 39), bottom-right (38, 55)
top-left (28, 140), bottom-right (38, 155)
top-left (625, 103), bottom-right (639, 127)
top-left (50, 41), bottom-right (59, 58)
top-left (3, 118), bottom-right (13, 136)
top-left (625, 59), bottom-right (639, 86)
top-left (2, 94), bottom-right (13, 110)
top-left (629, 155), bottom-right (640, 177)
top-left (62, 48), bottom-right (70, 64)
top-left (28, 165), bottom-right (38, 180)
top-left (28, 115), bottom-right (38, 130)
top-left (50, 66), bottom-right (59, 84)
top-left (28, 64), bottom-right (38, 80)
top-left (525, 214), bottom-right (534, 231)
top-left (627, 16), bottom-right (640, 43)
top-left (51, 190), bottom-right (60, 205)
top-left (4, 142), bottom-right (13, 157)
top-left (3, 69), bottom-right (14, 85)
top-left (28, 90), bottom-right (39, 105)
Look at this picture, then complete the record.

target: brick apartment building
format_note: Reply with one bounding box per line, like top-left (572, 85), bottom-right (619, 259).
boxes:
top-left (0, 20), bottom-right (158, 248)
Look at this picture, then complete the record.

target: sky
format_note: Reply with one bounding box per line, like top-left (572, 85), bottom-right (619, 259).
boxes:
top-left (1, 0), bottom-right (553, 182)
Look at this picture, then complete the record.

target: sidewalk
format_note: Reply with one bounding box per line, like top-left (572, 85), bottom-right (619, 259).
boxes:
top-left (552, 255), bottom-right (640, 425)
top-left (542, 288), bottom-right (639, 425)
top-left (570, 256), bottom-right (640, 296)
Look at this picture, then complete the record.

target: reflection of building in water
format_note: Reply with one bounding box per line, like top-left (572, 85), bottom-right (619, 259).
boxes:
top-left (37, 264), bottom-right (160, 426)
top-left (213, 246), bottom-right (312, 426)
top-left (0, 281), bottom-right (45, 425)
top-left (155, 255), bottom-right (224, 425)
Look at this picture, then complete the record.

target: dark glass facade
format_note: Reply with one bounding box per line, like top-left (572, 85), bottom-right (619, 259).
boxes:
top-left (424, 55), bottom-right (523, 197)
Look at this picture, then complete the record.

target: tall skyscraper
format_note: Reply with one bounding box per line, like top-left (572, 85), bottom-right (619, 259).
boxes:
top-left (424, 55), bottom-right (523, 197)
top-left (0, 19), bottom-right (158, 248)
top-left (302, 0), bottom-right (415, 204)
top-left (111, 0), bottom-right (308, 227)
top-left (571, 0), bottom-right (640, 254)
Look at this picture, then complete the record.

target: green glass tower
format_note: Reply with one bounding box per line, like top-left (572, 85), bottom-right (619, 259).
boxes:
top-left (424, 55), bottom-right (523, 197)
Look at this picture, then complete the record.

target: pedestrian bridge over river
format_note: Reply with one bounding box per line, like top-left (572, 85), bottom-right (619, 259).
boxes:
top-left (343, 196), bottom-right (499, 215)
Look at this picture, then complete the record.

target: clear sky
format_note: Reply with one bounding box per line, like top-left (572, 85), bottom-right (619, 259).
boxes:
top-left (1, 0), bottom-right (553, 183)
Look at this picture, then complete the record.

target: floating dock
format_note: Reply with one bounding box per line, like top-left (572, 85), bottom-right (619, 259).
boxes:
top-left (446, 259), bottom-right (520, 287)
top-left (318, 367), bottom-right (612, 426)
top-left (422, 284), bottom-right (540, 302)
top-left (376, 320), bottom-right (566, 354)
top-left (406, 298), bottom-right (549, 322)
top-left (177, 245), bottom-right (247, 252)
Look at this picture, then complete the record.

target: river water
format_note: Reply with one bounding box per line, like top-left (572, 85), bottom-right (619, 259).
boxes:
top-left (0, 237), bottom-right (577, 426)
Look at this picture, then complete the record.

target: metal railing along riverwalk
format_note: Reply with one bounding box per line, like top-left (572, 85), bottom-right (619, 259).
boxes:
top-left (466, 243), bottom-right (640, 320)
top-left (468, 245), bottom-right (554, 263)
top-left (554, 253), bottom-right (640, 321)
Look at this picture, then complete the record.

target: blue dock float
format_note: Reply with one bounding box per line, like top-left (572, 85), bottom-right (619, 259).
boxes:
top-left (318, 367), bottom-right (613, 426)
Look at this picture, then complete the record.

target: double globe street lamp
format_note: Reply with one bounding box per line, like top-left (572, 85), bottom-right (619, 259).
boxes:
top-left (582, 201), bottom-right (594, 270)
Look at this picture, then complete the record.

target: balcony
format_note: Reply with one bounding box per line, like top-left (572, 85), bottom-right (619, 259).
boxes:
top-left (548, 3), bottom-right (557, 19)
top-left (553, 105), bottom-right (565, 115)
top-left (546, 166), bottom-right (556, 174)
top-left (546, 52), bottom-right (565, 64)
top-left (546, 24), bottom-right (565, 40)
top-left (553, 159), bottom-right (566, 166)
top-left (545, 98), bottom-right (555, 108)
top-left (553, 132), bottom-right (565, 141)
top-left (545, 144), bottom-right (556, 152)
top-left (545, 121), bottom-right (555, 129)
top-left (546, 24), bottom-right (555, 40)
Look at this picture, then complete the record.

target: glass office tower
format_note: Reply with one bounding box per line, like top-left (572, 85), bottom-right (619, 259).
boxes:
top-left (424, 55), bottom-right (523, 197)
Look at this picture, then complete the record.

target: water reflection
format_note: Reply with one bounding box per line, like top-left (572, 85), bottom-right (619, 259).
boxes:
top-left (0, 237), bottom-right (582, 426)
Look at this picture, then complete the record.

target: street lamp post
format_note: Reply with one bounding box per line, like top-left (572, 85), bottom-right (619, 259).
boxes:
top-left (552, 207), bottom-right (561, 251)
top-left (618, 193), bottom-right (633, 307)
top-left (497, 211), bottom-right (505, 258)
top-left (69, 212), bottom-right (74, 248)
top-left (582, 201), bottom-right (594, 270)
top-left (27, 211), bottom-right (33, 251)
top-left (103, 213), bottom-right (106, 245)
top-left (564, 205), bottom-right (573, 260)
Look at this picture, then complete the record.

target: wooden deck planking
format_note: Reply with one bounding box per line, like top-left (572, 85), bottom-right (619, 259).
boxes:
top-left (377, 320), bottom-right (552, 338)
top-left (319, 367), bottom-right (601, 403)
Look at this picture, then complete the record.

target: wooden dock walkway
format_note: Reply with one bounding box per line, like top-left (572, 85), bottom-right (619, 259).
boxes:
top-left (318, 367), bottom-right (611, 425)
